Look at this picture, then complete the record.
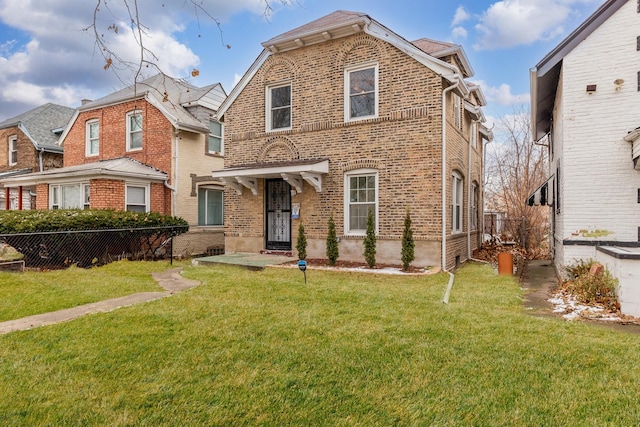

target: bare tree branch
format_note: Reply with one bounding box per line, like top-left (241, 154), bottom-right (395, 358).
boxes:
top-left (485, 107), bottom-right (549, 252)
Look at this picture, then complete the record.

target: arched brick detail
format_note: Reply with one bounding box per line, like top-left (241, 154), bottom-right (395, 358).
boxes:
top-left (341, 159), bottom-right (381, 172)
top-left (257, 137), bottom-right (300, 163)
top-left (336, 34), bottom-right (386, 69)
top-left (260, 56), bottom-right (300, 85)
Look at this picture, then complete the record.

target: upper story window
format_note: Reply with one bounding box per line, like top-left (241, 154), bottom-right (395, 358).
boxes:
top-left (453, 93), bottom-right (462, 129)
top-left (208, 120), bottom-right (223, 154)
top-left (126, 110), bottom-right (143, 151)
top-left (86, 119), bottom-right (99, 156)
top-left (125, 184), bottom-right (148, 212)
top-left (452, 171), bottom-right (463, 233)
top-left (266, 83), bottom-right (291, 131)
top-left (470, 122), bottom-right (477, 150)
top-left (344, 169), bottom-right (378, 235)
top-left (345, 63), bottom-right (378, 122)
top-left (8, 135), bottom-right (17, 166)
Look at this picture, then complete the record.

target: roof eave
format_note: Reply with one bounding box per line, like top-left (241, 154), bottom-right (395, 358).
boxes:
top-left (1, 168), bottom-right (167, 188)
top-left (261, 16), bottom-right (370, 53)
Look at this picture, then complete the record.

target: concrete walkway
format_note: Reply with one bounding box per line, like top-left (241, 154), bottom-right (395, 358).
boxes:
top-left (0, 268), bottom-right (200, 335)
top-left (522, 259), bottom-right (640, 333)
top-left (521, 259), bottom-right (559, 316)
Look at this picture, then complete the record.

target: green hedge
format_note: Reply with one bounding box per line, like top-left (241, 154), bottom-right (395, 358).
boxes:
top-left (0, 209), bottom-right (188, 234)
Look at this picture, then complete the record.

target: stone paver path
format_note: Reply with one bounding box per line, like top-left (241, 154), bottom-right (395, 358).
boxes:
top-left (0, 268), bottom-right (199, 335)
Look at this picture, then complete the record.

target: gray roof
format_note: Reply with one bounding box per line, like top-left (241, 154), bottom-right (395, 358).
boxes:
top-left (0, 157), bottom-right (167, 187)
top-left (0, 103), bottom-right (75, 151)
top-left (78, 74), bottom-right (222, 133)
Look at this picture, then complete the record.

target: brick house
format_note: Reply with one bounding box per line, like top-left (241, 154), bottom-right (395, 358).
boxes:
top-left (1, 74), bottom-right (227, 256)
top-left (0, 103), bottom-right (74, 210)
top-left (213, 11), bottom-right (491, 270)
top-left (530, 0), bottom-right (640, 315)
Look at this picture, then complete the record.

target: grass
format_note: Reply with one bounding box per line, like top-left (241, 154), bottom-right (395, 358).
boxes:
top-left (0, 262), bottom-right (639, 425)
top-left (0, 260), bottom-right (173, 321)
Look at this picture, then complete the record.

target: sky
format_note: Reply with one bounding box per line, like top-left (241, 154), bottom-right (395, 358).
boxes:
top-left (0, 0), bottom-right (606, 126)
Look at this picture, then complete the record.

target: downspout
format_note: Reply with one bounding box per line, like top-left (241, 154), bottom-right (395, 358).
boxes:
top-left (166, 128), bottom-right (180, 216)
top-left (441, 78), bottom-right (459, 304)
top-left (38, 148), bottom-right (44, 172)
top-left (441, 77), bottom-right (460, 272)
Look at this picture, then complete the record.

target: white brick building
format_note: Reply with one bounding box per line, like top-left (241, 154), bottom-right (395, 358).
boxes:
top-left (530, 0), bottom-right (640, 316)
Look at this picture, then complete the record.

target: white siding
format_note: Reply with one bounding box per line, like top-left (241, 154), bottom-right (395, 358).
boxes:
top-left (558, 0), bottom-right (640, 249)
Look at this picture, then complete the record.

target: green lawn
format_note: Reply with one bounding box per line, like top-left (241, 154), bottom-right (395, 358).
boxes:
top-left (0, 260), bottom-right (170, 321)
top-left (0, 262), bottom-right (639, 426)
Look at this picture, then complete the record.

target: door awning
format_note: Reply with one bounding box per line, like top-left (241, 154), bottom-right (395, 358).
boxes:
top-left (211, 159), bottom-right (329, 195)
top-left (526, 176), bottom-right (554, 206)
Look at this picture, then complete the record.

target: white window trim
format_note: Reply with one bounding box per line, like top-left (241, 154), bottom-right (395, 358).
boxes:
top-left (86, 119), bottom-right (99, 157)
top-left (8, 135), bottom-right (17, 166)
top-left (125, 183), bottom-right (150, 212)
top-left (453, 93), bottom-right (462, 129)
top-left (208, 120), bottom-right (224, 155)
top-left (126, 110), bottom-right (143, 152)
top-left (344, 62), bottom-right (379, 123)
top-left (198, 186), bottom-right (224, 227)
top-left (49, 182), bottom-right (90, 210)
top-left (452, 171), bottom-right (463, 233)
top-left (343, 168), bottom-right (379, 236)
top-left (265, 81), bottom-right (292, 132)
top-left (470, 122), bottom-right (477, 150)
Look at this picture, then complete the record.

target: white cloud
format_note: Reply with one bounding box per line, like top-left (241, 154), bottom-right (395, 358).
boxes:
top-left (451, 6), bottom-right (471, 26)
top-left (473, 80), bottom-right (530, 106)
top-left (451, 26), bottom-right (468, 40)
top-left (0, 0), bottom-right (270, 120)
top-left (473, 0), bottom-right (599, 50)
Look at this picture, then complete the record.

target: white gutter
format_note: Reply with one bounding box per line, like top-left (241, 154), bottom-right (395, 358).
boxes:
top-left (168, 128), bottom-right (179, 216)
top-left (441, 77), bottom-right (460, 271)
top-left (467, 121), bottom-right (474, 259)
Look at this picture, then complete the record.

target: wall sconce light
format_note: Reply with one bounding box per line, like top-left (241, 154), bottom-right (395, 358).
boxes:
top-left (614, 79), bottom-right (624, 90)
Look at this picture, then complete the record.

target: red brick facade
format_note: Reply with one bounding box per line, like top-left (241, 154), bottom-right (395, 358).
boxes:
top-left (32, 99), bottom-right (173, 214)
top-left (64, 100), bottom-right (172, 177)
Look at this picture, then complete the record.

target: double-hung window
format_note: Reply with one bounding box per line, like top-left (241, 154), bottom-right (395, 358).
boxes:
top-left (266, 83), bottom-right (291, 131)
top-left (126, 111), bottom-right (143, 151)
top-left (208, 120), bottom-right (223, 154)
top-left (126, 184), bottom-right (148, 212)
top-left (50, 183), bottom-right (90, 210)
top-left (452, 172), bottom-right (463, 233)
top-left (86, 119), bottom-right (99, 156)
top-left (198, 188), bottom-right (223, 226)
top-left (8, 135), bottom-right (17, 165)
top-left (345, 63), bottom-right (378, 121)
top-left (344, 170), bottom-right (378, 235)
top-left (453, 94), bottom-right (462, 129)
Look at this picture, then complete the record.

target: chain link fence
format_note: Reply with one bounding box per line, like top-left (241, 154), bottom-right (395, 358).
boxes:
top-left (0, 225), bottom-right (187, 270)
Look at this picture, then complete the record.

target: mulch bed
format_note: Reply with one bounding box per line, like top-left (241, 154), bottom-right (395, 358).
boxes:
top-left (288, 258), bottom-right (426, 274)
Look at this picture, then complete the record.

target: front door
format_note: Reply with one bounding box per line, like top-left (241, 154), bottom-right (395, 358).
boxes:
top-left (265, 179), bottom-right (291, 251)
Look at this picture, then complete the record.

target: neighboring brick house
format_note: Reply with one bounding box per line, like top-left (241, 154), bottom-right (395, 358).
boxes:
top-left (1, 74), bottom-right (227, 256)
top-left (0, 103), bottom-right (74, 210)
top-left (213, 10), bottom-right (491, 270)
top-left (530, 0), bottom-right (640, 315)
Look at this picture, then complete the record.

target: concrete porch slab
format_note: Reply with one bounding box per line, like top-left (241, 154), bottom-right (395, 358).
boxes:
top-left (191, 252), bottom-right (298, 270)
